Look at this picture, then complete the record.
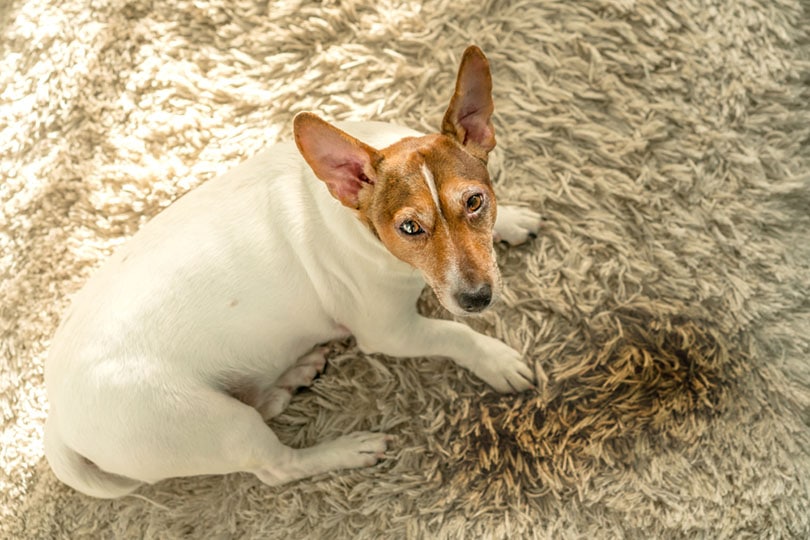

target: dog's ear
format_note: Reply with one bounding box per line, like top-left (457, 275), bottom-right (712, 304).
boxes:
top-left (441, 46), bottom-right (496, 161)
top-left (294, 113), bottom-right (382, 209)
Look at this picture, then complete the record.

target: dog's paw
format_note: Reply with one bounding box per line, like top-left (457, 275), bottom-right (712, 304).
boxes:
top-left (494, 205), bottom-right (542, 246)
top-left (258, 348), bottom-right (329, 420)
top-left (474, 338), bottom-right (536, 393)
top-left (277, 347), bottom-right (328, 389)
top-left (323, 431), bottom-right (393, 469)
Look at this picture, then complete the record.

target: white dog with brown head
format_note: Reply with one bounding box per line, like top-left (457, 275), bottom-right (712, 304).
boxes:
top-left (44, 46), bottom-right (543, 498)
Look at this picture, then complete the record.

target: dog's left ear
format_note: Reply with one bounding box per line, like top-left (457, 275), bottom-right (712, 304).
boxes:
top-left (441, 46), bottom-right (496, 161)
top-left (294, 112), bottom-right (382, 209)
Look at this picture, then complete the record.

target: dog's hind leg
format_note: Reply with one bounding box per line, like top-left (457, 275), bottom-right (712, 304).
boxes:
top-left (200, 391), bottom-right (391, 486)
top-left (95, 387), bottom-right (390, 487)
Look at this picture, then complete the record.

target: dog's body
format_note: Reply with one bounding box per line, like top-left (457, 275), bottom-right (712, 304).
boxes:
top-left (44, 47), bottom-right (542, 498)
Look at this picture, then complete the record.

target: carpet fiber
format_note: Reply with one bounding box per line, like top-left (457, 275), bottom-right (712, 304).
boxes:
top-left (2, 0), bottom-right (809, 537)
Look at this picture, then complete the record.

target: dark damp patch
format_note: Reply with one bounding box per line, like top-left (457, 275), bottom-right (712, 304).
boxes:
top-left (443, 307), bottom-right (749, 498)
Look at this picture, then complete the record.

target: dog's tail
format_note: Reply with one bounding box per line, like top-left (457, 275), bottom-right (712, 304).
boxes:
top-left (44, 413), bottom-right (142, 499)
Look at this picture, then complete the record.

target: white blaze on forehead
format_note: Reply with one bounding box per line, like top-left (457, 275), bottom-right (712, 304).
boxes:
top-left (420, 163), bottom-right (442, 212)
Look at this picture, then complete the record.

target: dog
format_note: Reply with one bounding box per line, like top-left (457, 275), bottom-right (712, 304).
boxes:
top-left (44, 46), bottom-right (543, 498)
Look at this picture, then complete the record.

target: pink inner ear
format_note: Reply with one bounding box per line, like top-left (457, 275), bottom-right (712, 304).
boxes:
top-left (329, 177), bottom-right (361, 203)
top-left (324, 157), bottom-right (374, 184)
top-left (326, 159), bottom-right (373, 202)
top-left (295, 113), bottom-right (380, 207)
top-left (458, 106), bottom-right (492, 146)
top-left (443, 51), bottom-right (495, 153)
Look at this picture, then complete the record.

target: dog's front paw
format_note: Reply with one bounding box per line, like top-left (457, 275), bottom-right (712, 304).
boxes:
top-left (473, 338), bottom-right (537, 393)
top-left (494, 205), bottom-right (543, 246)
top-left (324, 431), bottom-right (393, 469)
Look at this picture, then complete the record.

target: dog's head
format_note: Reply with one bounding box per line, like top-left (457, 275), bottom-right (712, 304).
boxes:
top-left (294, 46), bottom-right (499, 316)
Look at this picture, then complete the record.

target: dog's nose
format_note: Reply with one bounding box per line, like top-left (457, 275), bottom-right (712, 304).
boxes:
top-left (456, 284), bottom-right (492, 313)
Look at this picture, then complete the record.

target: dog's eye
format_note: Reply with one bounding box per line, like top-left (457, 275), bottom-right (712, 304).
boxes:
top-left (399, 220), bottom-right (423, 236)
top-left (466, 194), bottom-right (484, 213)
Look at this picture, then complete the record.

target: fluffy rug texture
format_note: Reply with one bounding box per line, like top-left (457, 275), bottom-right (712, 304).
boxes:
top-left (2, 0), bottom-right (809, 537)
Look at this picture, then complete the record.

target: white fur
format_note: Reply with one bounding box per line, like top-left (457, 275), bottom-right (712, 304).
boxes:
top-left (420, 162), bottom-right (442, 214)
top-left (44, 121), bottom-right (540, 498)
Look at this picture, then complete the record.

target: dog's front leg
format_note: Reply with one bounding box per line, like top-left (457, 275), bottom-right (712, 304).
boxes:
top-left (355, 314), bottom-right (538, 393)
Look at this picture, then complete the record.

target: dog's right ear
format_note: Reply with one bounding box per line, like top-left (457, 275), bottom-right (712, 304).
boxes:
top-left (294, 113), bottom-right (382, 209)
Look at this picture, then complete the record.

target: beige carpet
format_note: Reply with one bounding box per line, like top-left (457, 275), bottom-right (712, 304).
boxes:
top-left (2, 0), bottom-right (809, 537)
